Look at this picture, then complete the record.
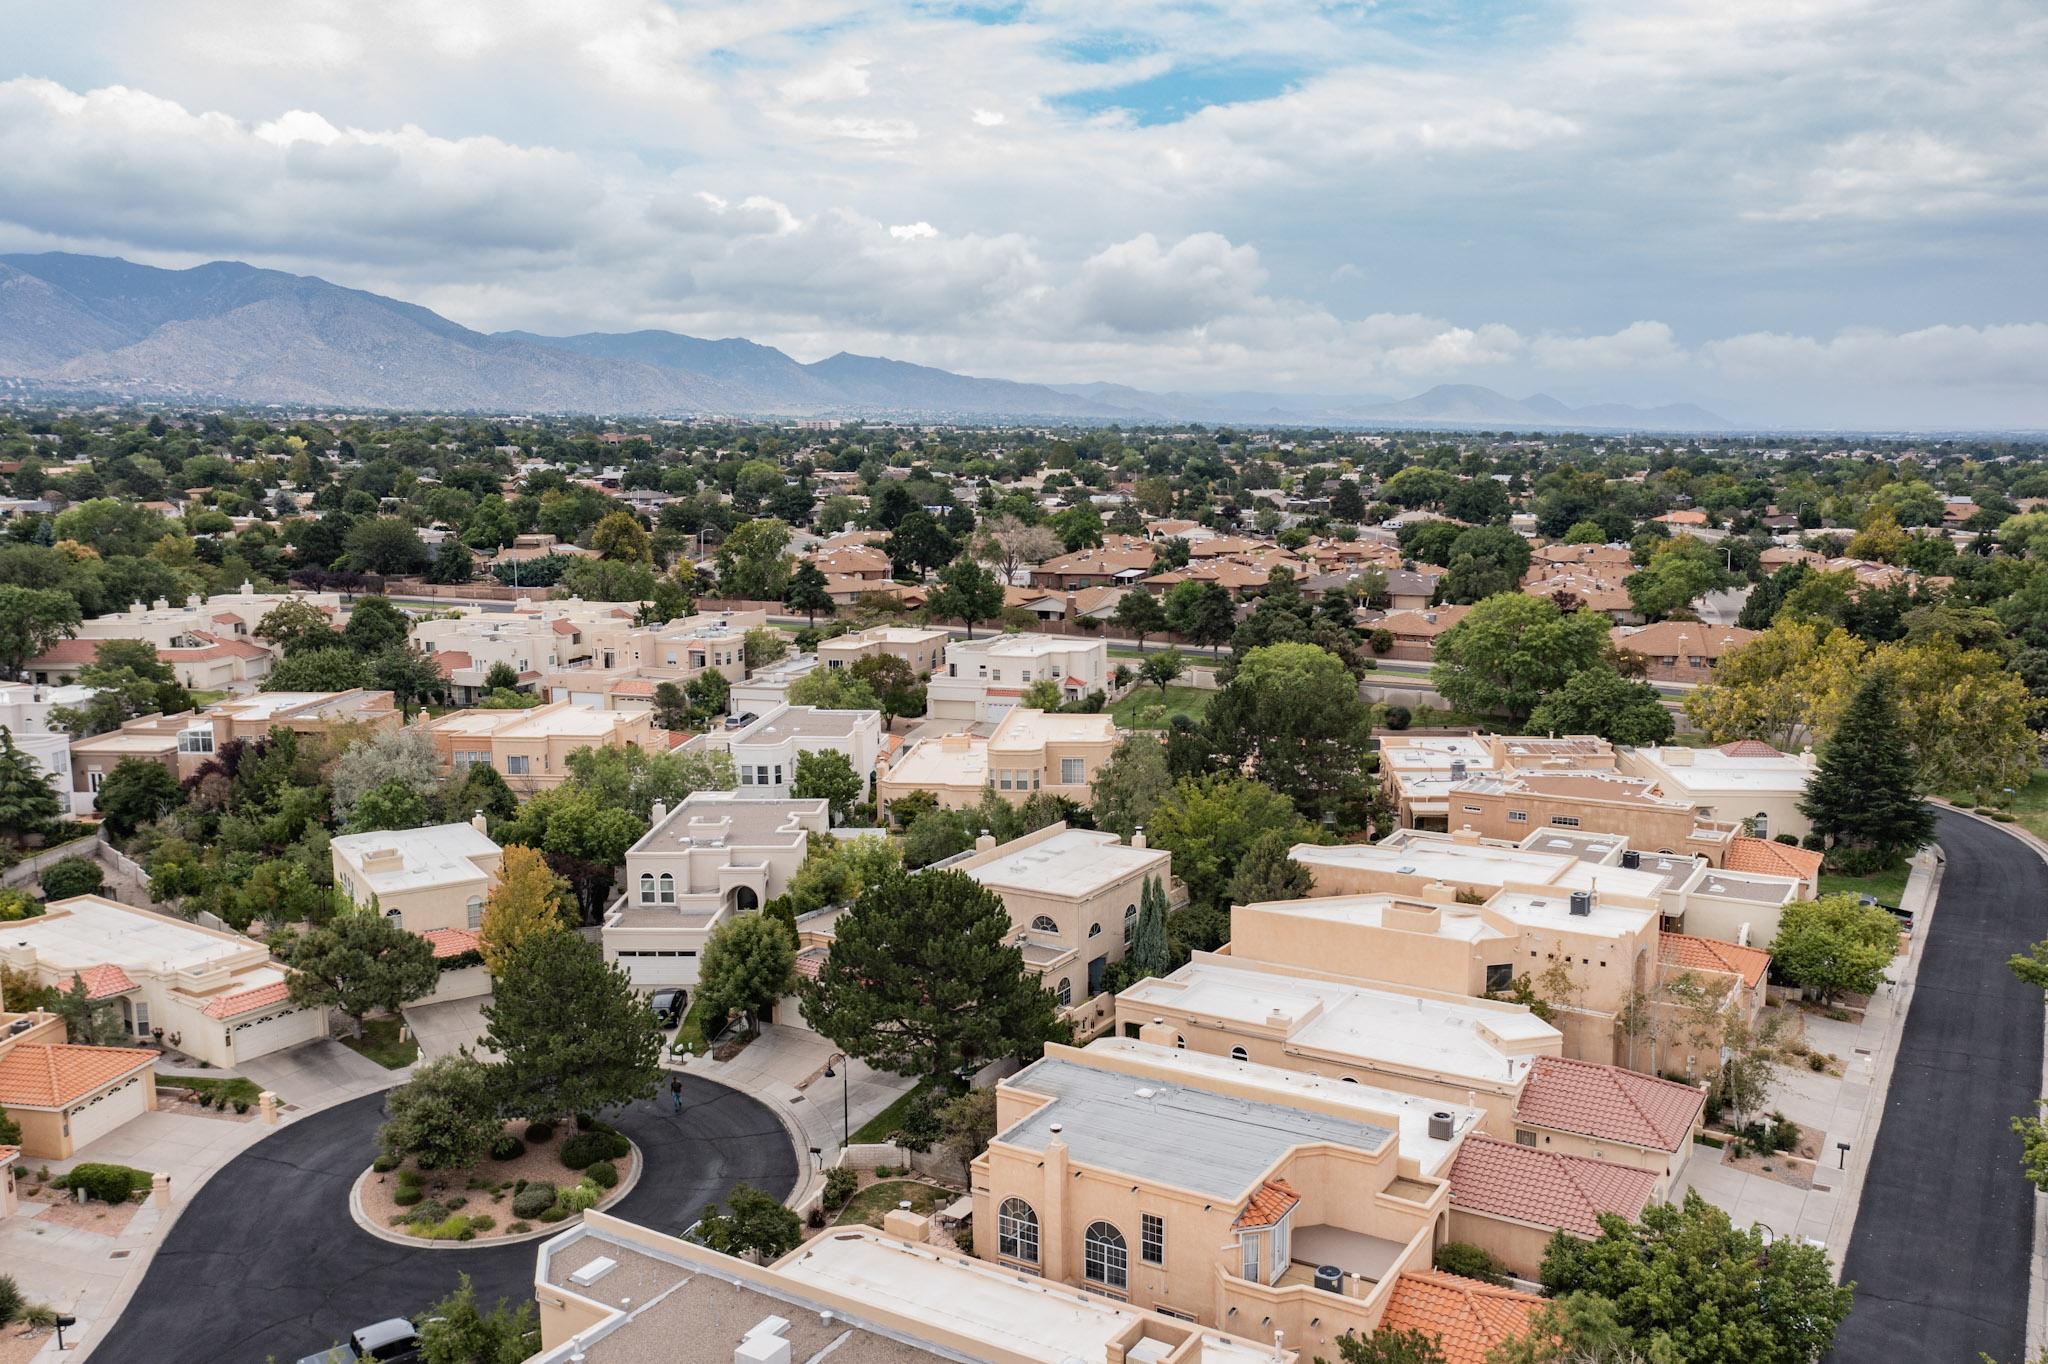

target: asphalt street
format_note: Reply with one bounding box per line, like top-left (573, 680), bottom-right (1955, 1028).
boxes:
top-left (1831, 808), bottom-right (2044, 1363)
top-left (91, 1072), bottom-right (797, 1364)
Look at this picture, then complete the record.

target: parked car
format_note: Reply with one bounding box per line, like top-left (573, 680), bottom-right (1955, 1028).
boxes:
top-left (649, 987), bottom-right (687, 1027)
top-left (296, 1319), bottom-right (420, 1364)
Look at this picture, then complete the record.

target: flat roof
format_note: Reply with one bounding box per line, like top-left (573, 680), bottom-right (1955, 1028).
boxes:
top-left (1244, 893), bottom-right (1506, 944)
top-left (885, 735), bottom-right (988, 788)
top-left (731, 705), bottom-right (878, 742)
top-left (331, 822), bottom-right (500, 893)
top-left (822, 625), bottom-right (949, 646)
top-left (964, 830), bottom-right (1165, 898)
top-left (990, 708), bottom-right (1117, 747)
top-left (632, 791), bottom-right (826, 854)
top-left (1123, 959), bottom-right (1554, 1086)
top-left (1300, 838), bottom-right (1669, 904)
top-left (999, 1056), bottom-right (1395, 1198)
top-left (4, 896), bottom-right (255, 975)
top-left (209, 691), bottom-right (345, 720)
top-left (949, 633), bottom-right (1095, 659)
top-left (1487, 889), bottom-right (1657, 935)
top-left (1634, 748), bottom-right (1812, 792)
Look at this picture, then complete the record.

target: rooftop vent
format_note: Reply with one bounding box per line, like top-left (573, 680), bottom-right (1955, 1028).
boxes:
top-left (568, 1256), bottom-right (617, 1287)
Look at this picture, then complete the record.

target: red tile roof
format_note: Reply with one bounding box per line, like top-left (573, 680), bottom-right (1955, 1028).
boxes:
top-left (551, 619), bottom-right (580, 635)
top-left (432, 650), bottom-right (473, 678)
top-left (1233, 1177), bottom-right (1301, 1229)
top-left (200, 981), bottom-right (292, 1019)
top-left (0, 1042), bottom-right (157, 1108)
top-left (0, 1144), bottom-right (19, 1166)
top-left (1379, 1271), bottom-right (1546, 1364)
top-left (610, 679), bottom-right (657, 698)
top-left (1660, 930), bottom-right (1772, 990)
top-left (72, 964), bottom-right (139, 1000)
top-left (1723, 836), bottom-right (1823, 884)
top-left (1448, 1134), bottom-right (1658, 1236)
top-left (1515, 1055), bottom-right (1705, 1153)
top-left (1716, 739), bottom-right (1784, 758)
top-left (26, 639), bottom-right (104, 668)
top-left (794, 947), bottom-right (828, 980)
top-left (420, 927), bottom-right (483, 959)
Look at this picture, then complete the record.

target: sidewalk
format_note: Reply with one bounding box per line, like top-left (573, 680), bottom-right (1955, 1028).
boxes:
top-left (681, 1024), bottom-right (915, 1208)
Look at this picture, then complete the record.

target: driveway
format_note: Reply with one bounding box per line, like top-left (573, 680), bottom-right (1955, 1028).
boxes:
top-left (1830, 809), bottom-right (2044, 1363)
top-left (402, 997), bottom-right (494, 1061)
top-left (88, 1072), bottom-right (797, 1364)
top-left (234, 1037), bottom-right (400, 1108)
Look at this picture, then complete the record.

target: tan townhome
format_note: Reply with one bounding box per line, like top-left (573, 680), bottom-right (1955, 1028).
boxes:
top-left (0, 1003), bottom-right (157, 1160)
top-left (427, 701), bottom-right (654, 792)
top-left (1609, 622), bottom-right (1758, 683)
top-left (816, 624), bottom-right (950, 678)
top-left (330, 817), bottom-right (503, 1004)
top-left (877, 708), bottom-right (1119, 813)
top-left (1618, 742), bottom-right (1820, 844)
top-left (204, 688), bottom-right (402, 747)
top-left (927, 634), bottom-right (1109, 721)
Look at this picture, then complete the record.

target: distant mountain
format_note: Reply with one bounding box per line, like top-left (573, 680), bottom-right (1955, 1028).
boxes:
top-left (0, 252), bottom-right (1730, 429)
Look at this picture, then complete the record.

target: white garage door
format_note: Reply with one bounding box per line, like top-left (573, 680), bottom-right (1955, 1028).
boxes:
top-left (228, 1007), bottom-right (323, 1062)
top-left (68, 1074), bottom-right (149, 1152)
top-left (612, 950), bottom-right (699, 988)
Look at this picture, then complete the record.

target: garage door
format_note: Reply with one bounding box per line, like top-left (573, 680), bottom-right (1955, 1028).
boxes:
top-left (68, 1074), bottom-right (149, 1152)
top-left (612, 950), bottom-right (699, 988)
top-left (228, 1006), bottom-right (323, 1062)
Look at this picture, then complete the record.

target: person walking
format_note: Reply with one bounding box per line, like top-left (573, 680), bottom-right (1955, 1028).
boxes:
top-left (669, 1074), bottom-right (684, 1114)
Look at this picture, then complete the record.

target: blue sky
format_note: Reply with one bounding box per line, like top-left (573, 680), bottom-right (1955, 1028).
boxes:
top-left (0, 0), bottom-right (2042, 427)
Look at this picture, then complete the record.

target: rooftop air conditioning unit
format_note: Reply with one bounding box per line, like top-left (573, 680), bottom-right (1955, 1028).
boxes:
top-left (1568, 890), bottom-right (1593, 917)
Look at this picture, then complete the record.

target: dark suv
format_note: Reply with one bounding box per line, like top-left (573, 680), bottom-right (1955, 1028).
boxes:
top-left (649, 987), bottom-right (687, 1027)
top-left (296, 1319), bottom-right (420, 1364)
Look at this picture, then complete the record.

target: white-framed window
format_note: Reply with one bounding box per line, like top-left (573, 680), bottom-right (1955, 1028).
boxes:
top-left (1141, 1213), bottom-right (1164, 1266)
top-left (466, 896), bottom-right (484, 930)
top-left (1752, 812), bottom-right (1770, 839)
top-left (178, 728), bottom-right (215, 754)
top-left (88, 769), bottom-right (104, 792)
top-left (506, 755), bottom-right (530, 776)
top-left (1084, 1223), bottom-right (1128, 1290)
top-left (133, 1000), bottom-right (151, 1035)
top-left (1030, 914), bottom-right (1058, 932)
top-left (998, 770), bottom-right (1013, 790)
top-left (1060, 758), bottom-right (1085, 785)
top-left (1240, 1232), bottom-right (1262, 1284)
top-left (998, 1198), bottom-right (1039, 1263)
top-left (1507, 810), bottom-right (1529, 823)
top-left (658, 872), bottom-right (675, 904)
top-left (1056, 977), bottom-right (1073, 1006)
top-left (1549, 814), bottom-right (1580, 827)
top-left (772, 765), bottom-right (782, 786)
top-left (640, 873), bottom-right (656, 903)
top-left (740, 767), bottom-right (754, 785)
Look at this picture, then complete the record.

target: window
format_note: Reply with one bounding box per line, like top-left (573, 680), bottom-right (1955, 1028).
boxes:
top-left (1056, 978), bottom-right (1073, 1006)
top-left (178, 728), bottom-right (215, 754)
top-left (1240, 1232), bottom-right (1262, 1284)
top-left (1516, 1130), bottom-right (1538, 1147)
top-left (756, 765), bottom-right (771, 786)
top-left (1229, 1046), bottom-right (1249, 1062)
top-left (133, 1001), bottom-right (151, 1036)
top-left (1752, 812), bottom-right (1770, 839)
top-left (1485, 963), bottom-right (1513, 994)
top-left (997, 1198), bottom-right (1040, 1263)
top-left (1125, 903), bottom-right (1138, 918)
top-left (466, 896), bottom-right (484, 930)
top-left (1060, 758), bottom-right (1085, 785)
top-left (1174, 1033), bottom-right (1186, 1048)
top-left (1083, 1223), bottom-right (1128, 1290)
top-left (658, 872), bottom-right (675, 905)
top-left (88, 769), bottom-right (104, 792)
top-left (1088, 923), bottom-right (1103, 938)
top-left (1549, 814), bottom-right (1581, 828)
top-left (999, 770), bottom-right (1013, 791)
top-left (772, 765), bottom-right (783, 787)
top-left (1507, 810), bottom-right (1529, 823)
top-left (1030, 914), bottom-right (1058, 932)
top-left (1462, 803), bottom-right (1482, 813)
top-left (741, 767), bottom-right (754, 786)
top-left (1141, 1213), bottom-right (1164, 1265)
top-left (640, 873), bottom-right (655, 904)
top-left (506, 755), bottom-right (530, 776)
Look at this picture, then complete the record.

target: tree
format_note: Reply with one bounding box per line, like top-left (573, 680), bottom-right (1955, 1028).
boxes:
top-left (446, 761), bottom-right (518, 825)
top-left (1089, 735), bottom-right (1172, 840)
top-left (275, 911), bottom-right (440, 1038)
top-left (53, 973), bottom-right (127, 1045)
top-left (697, 912), bottom-right (797, 1030)
top-left (0, 584), bottom-right (79, 676)
top-left (789, 669), bottom-right (882, 712)
top-left (483, 930), bottom-right (663, 1120)
top-left (792, 749), bottom-right (862, 824)
top-left (1148, 774), bottom-right (1316, 910)
top-left (927, 559), bottom-right (1005, 638)
top-left (51, 640), bottom-right (191, 734)
top-left (1204, 643), bottom-right (1374, 825)
top-left (1626, 540), bottom-right (1730, 622)
top-left (783, 560), bottom-right (835, 626)
top-left (1438, 525), bottom-right (1534, 605)
top-left (415, 1274), bottom-right (539, 1364)
top-left (427, 537), bottom-right (476, 585)
top-left (1022, 678), bottom-right (1063, 710)
top-left (264, 645), bottom-right (372, 693)
top-left (1138, 648), bottom-right (1185, 696)
top-left (331, 727), bottom-right (442, 825)
top-left (345, 518), bottom-right (430, 575)
top-left (803, 867), bottom-right (1065, 1078)
top-left (849, 653), bottom-right (925, 722)
top-left (0, 726), bottom-right (60, 842)
top-left (1431, 594), bottom-right (1610, 722)
top-left (255, 599), bottom-right (339, 654)
top-left (1127, 875), bottom-right (1170, 978)
top-left (938, 1086), bottom-right (999, 1172)
top-left (1113, 590), bottom-right (1168, 648)
top-left (716, 519), bottom-right (794, 600)
top-left (1331, 1329), bottom-right (1447, 1364)
top-left (652, 681), bottom-right (692, 731)
top-left (1224, 828), bottom-right (1311, 906)
top-left (371, 644), bottom-right (444, 719)
top-left (1525, 666), bottom-right (1675, 746)
top-left (740, 627), bottom-right (787, 672)
top-left (1798, 670), bottom-right (1933, 861)
top-left (478, 845), bottom-right (571, 975)
top-left (1537, 1191), bottom-right (1853, 1364)
top-left (1163, 580), bottom-right (1234, 655)
top-left (685, 669), bottom-right (730, 722)
top-left (590, 510), bottom-right (652, 564)
top-left (379, 1053), bottom-right (502, 1169)
top-left (695, 1183), bottom-right (802, 1261)
top-left (1768, 894), bottom-right (1899, 1003)
top-left (95, 757), bottom-right (183, 837)
top-left (884, 512), bottom-right (957, 579)
top-left (1682, 620), bottom-right (1862, 750)
top-left (974, 515), bottom-right (1062, 583)
top-left (40, 857), bottom-right (104, 899)
top-left (560, 557), bottom-right (657, 603)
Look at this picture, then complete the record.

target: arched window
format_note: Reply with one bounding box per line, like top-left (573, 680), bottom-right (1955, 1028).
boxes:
top-left (658, 872), bottom-right (676, 904)
top-left (639, 873), bottom-right (655, 904)
top-left (1175, 1034), bottom-right (1186, 1049)
top-left (1340, 1076), bottom-right (1358, 1084)
top-left (466, 895), bottom-right (484, 930)
top-left (1084, 1222), bottom-right (1128, 1290)
top-left (1230, 1046), bottom-right (1250, 1062)
top-left (1056, 977), bottom-right (1073, 1006)
top-left (1030, 914), bottom-right (1058, 933)
top-left (1752, 812), bottom-right (1770, 840)
top-left (997, 1198), bottom-right (1040, 1263)
top-left (1124, 902), bottom-right (1137, 918)
top-left (1088, 923), bottom-right (1103, 938)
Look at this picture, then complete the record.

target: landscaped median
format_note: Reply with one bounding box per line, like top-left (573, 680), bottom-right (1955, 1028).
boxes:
top-left (349, 1117), bottom-right (640, 1247)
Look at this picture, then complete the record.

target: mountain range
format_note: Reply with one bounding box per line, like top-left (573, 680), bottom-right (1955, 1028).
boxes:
top-left (0, 253), bottom-right (1730, 430)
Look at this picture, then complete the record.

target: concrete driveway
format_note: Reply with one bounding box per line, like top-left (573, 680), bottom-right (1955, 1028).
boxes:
top-left (402, 997), bottom-right (494, 1061)
top-left (234, 1036), bottom-right (401, 1108)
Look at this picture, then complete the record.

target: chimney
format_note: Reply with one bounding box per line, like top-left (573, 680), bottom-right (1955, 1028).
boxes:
top-left (470, 809), bottom-right (488, 835)
top-left (1451, 824), bottom-right (1482, 845)
top-left (882, 1201), bottom-right (932, 1243)
top-left (1131, 826), bottom-right (1147, 850)
top-left (1137, 1017), bottom-right (1176, 1047)
top-left (975, 829), bottom-right (996, 852)
top-left (650, 799), bottom-right (669, 826)
top-left (734, 1317), bottom-right (793, 1364)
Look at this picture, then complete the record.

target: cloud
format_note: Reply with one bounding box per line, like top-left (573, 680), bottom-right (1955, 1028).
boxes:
top-left (1704, 323), bottom-right (2048, 389)
top-left (1067, 232), bottom-right (1269, 333)
top-left (1530, 321), bottom-right (1687, 372)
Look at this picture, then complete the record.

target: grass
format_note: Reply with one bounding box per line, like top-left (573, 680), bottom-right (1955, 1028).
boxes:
top-left (834, 1178), bottom-right (950, 1228)
top-left (187, 689), bottom-right (230, 708)
top-left (1975, 769), bottom-right (2048, 845)
top-left (160, 1075), bottom-right (263, 1106)
top-left (1817, 861), bottom-right (1911, 907)
top-left (1108, 685), bottom-right (1213, 730)
top-left (340, 1016), bottom-right (420, 1070)
top-left (849, 1079), bottom-right (947, 1145)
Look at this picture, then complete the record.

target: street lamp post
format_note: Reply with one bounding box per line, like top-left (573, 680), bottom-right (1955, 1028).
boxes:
top-left (823, 1051), bottom-right (850, 1151)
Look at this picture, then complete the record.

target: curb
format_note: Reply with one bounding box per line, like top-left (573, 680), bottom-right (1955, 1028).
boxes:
top-left (680, 1058), bottom-right (826, 1212)
top-left (346, 1138), bottom-right (644, 1249)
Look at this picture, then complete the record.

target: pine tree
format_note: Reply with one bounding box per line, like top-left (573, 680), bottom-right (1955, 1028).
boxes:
top-left (1799, 669), bottom-right (1934, 862)
top-left (1127, 875), bottom-right (1170, 979)
top-left (0, 725), bottom-right (61, 844)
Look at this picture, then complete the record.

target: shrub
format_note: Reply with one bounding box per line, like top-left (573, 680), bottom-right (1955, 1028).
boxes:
top-left (586, 1160), bottom-right (618, 1190)
top-left (559, 1130), bottom-right (629, 1170)
top-left (372, 1154), bottom-right (400, 1173)
top-left (445, 1195), bottom-right (468, 1210)
top-left (489, 1133), bottom-right (526, 1161)
top-left (1774, 833), bottom-right (1800, 846)
top-left (1953, 797), bottom-right (1977, 809)
top-left (524, 1120), bottom-right (555, 1143)
top-left (393, 1184), bottom-right (425, 1207)
top-left (408, 1199), bottom-right (449, 1224)
top-left (538, 1205), bottom-right (569, 1223)
top-left (1432, 1241), bottom-right (1509, 1286)
top-left (575, 1112), bottom-right (606, 1132)
top-left (512, 1182), bottom-right (558, 1219)
top-left (1808, 1052), bottom-right (1828, 1071)
top-left (58, 1163), bottom-right (151, 1204)
top-left (1382, 704), bottom-right (1412, 731)
top-left (468, 1214), bottom-right (495, 1233)
top-left (508, 1221), bottom-right (531, 1234)
top-left (0, 1275), bottom-right (22, 1327)
top-left (397, 1167), bottom-right (422, 1189)
top-left (20, 1304), bottom-right (56, 1329)
top-left (823, 1166), bottom-right (859, 1210)
top-left (39, 856), bottom-right (105, 900)
top-left (558, 1180), bottom-right (602, 1213)
top-left (233, 1098), bottom-right (250, 1114)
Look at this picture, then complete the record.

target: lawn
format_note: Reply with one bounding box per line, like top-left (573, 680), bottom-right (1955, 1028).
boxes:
top-left (340, 1016), bottom-right (420, 1070)
top-left (1817, 861), bottom-right (1911, 907)
top-left (1108, 685), bottom-right (1213, 730)
top-left (1975, 769), bottom-right (2048, 846)
top-left (849, 1079), bottom-right (947, 1144)
top-left (834, 1178), bottom-right (950, 1228)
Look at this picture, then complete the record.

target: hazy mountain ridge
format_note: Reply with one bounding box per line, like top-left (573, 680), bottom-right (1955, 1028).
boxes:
top-left (0, 253), bottom-right (1729, 429)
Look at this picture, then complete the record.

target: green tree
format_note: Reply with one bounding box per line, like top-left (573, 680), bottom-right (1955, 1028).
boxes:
top-left (696, 912), bottom-right (797, 1030)
top-left (346, 777), bottom-right (432, 833)
top-left (0, 584), bottom-right (80, 676)
top-left (1205, 642), bottom-right (1374, 824)
top-left (1138, 647), bottom-right (1185, 696)
top-left (884, 512), bottom-right (958, 579)
top-left (1437, 525), bottom-right (1534, 605)
top-left (54, 972), bottom-right (128, 1045)
top-left (275, 911), bottom-right (440, 1038)
top-left (0, 726), bottom-right (61, 842)
top-left (590, 510), bottom-right (652, 564)
top-left (1113, 590), bottom-right (1168, 648)
top-left (1767, 894), bottom-right (1900, 1004)
top-left (652, 681), bottom-right (692, 731)
top-left (1127, 875), bottom-right (1170, 979)
top-left (1163, 580), bottom-right (1235, 655)
top-left (1022, 678), bottom-right (1063, 710)
top-left (743, 626), bottom-right (789, 671)
top-left (1089, 735), bottom-right (1172, 840)
top-left (695, 1183), bottom-right (802, 1261)
top-left (901, 806), bottom-right (973, 867)
top-left (560, 557), bottom-right (657, 603)
top-left (2015, 1103), bottom-right (2048, 1194)
top-left (849, 653), bottom-right (926, 722)
top-left (685, 669), bottom-right (730, 722)
top-left (927, 559), bottom-right (1005, 638)
top-left (378, 1053), bottom-right (502, 1169)
top-left (1330, 1328), bottom-right (1448, 1364)
top-left (803, 866), bottom-right (1065, 1077)
top-left (784, 560), bottom-right (835, 626)
top-left (1798, 670), bottom-right (1933, 861)
top-left (792, 749), bottom-right (862, 824)
top-left (416, 1274), bottom-right (539, 1364)
top-left (715, 519), bottom-right (794, 600)
top-left (51, 639), bottom-right (192, 734)
top-left (39, 857), bottom-right (105, 899)
top-left (255, 598), bottom-right (339, 654)
top-left (483, 930), bottom-right (663, 1120)
top-left (789, 668), bottom-right (882, 712)
top-left (1525, 666), bottom-right (1675, 746)
top-left (1224, 828), bottom-right (1312, 906)
top-left (346, 517), bottom-right (431, 575)
top-left (1537, 1191), bottom-right (1853, 1364)
top-left (94, 757), bottom-right (184, 837)
top-left (371, 644), bottom-right (444, 718)
top-left (426, 537), bottom-right (476, 585)
top-left (264, 645), bottom-right (371, 693)
top-left (1627, 540), bottom-right (1731, 621)
top-left (1431, 594), bottom-right (1611, 722)
top-left (1148, 774), bottom-right (1315, 910)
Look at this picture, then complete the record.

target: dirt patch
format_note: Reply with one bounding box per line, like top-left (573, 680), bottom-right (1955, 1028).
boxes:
top-left (153, 1091), bottom-right (258, 1123)
top-left (1712, 1123), bottom-right (1825, 1189)
top-left (356, 1121), bottom-right (635, 1244)
top-left (0, 1323), bottom-right (56, 1364)
top-left (18, 1186), bottom-right (147, 1237)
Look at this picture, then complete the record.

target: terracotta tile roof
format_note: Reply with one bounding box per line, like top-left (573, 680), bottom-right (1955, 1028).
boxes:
top-left (551, 619), bottom-right (581, 635)
top-left (1448, 1135), bottom-right (1658, 1236)
top-left (1724, 836), bottom-right (1823, 884)
top-left (431, 650), bottom-right (473, 678)
top-left (610, 679), bottom-right (658, 698)
top-left (27, 639), bottom-right (104, 668)
top-left (794, 946), bottom-right (828, 980)
top-left (0, 1042), bottom-right (156, 1109)
top-left (1660, 930), bottom-right (1773, 990)
top-left (1716, 739), bottom-right (1784, 758)
top-left (420, 927), bottom-right (483, 959)
top-left (1515, 1055), bottom-right (1705, 1153)
top-left (1380, 1271), bottom-right (1546, 1364)
top-left (72, 964), bottom-right (139, 1000)
top-left (200, 980), bottom-right (292, 1019)
top-left (0, 1144), bottom-right (18, 1166)
top-left (1233, 1177), bottom-right (1301, 1229)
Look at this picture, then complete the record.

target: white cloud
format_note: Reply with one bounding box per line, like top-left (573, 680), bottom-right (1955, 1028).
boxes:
top-left (888, 221), bottom-right (939, 240)
top-left (971, 108), bottom-right (1005, 127)
top-left (1531, 322), bottom-right (1687, 372)
top-left (1068, 232), bottom-right (1269, 333)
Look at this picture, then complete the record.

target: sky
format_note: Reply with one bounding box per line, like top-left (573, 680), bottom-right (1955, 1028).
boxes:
top-left (1, 0), bottom-right (2044, 429)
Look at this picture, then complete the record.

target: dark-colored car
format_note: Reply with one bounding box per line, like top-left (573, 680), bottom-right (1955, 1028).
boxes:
top-left (649, 987), bottom-right (687, 1027)
top-left (296, 1319), bottom-right (420, 1364)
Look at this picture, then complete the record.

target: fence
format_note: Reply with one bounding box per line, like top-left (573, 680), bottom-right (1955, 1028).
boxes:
top-left (0, 833), bottom-right (103, 890)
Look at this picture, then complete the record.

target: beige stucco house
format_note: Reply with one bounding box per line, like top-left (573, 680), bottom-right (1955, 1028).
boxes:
top-left (427, 701), bottom-right (655, 792)
top-left (877, 708), bottom-right (1120, 814)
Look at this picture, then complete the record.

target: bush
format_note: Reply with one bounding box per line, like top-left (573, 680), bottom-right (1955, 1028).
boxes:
top-left (408, 1199), bottom-right (449, 1224)
top-left (393, 1184), bottom-right (425, 1207)
top-left (0, 1275), bottom-right (22, 1327)
top-left (1808, 1052), bottom-right (1828, 1071)
top-left (397, 1167), bottom-right (422, 1189)
top-left (538, 1204), bottom-right (569, 1223)
top-left (39, 856), bottom-right (105, 900)
top-left (511, 1182), bottom-right (558, 1219)
top-left (508, 1220), bottom-right (531, 1234)
top-left (445, 1195), bottom-right (468, 1210)
top-left (1432, 1241), bottom-right (1509, 1286)
top-left (489, 1133), bottom-right (526, 1161)
top-left (468, 1214), bottom-right (495, 1233)
top-left (1382, 704), bottom-right (1412, 731)
top-left (558, 1180), bottom-right (602, 1213)
top-left (575, 1112), bottom-right (606, 1132)
top-left (372, 1154), bottom-right (400, 1173)
top-left (1802, 833), bottom-right (1826, 850)
top-left (586, 1159), bottom-right (618, 1190)
top-left (559, 1130), bottom-right (630, 1170)
top-left (524, 1120), bottom-right (555, 1143)
top-left (823, 1166), bottom-right (859, 1210)
top-left (1952, 797), bottom-right (1977, 809)
top-left (58, 1163), bottom-right (151, 1204)
top-left (233, 1098), bottom-right (250, 1114)
top-left (1774, 833), bottom-right (1800, 846)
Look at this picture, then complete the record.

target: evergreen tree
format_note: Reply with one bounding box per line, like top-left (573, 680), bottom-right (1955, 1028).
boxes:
top-left (1224, 828), bottom-right (1312, 907)
top-left (1127, 875), bottom-right (1170, 979)
top-left (275, 911), bottom-right (440, 1037)
top-left (1798, 669), bottom-right (1934, 861)
top-left (483, 929), bottom-right (663, 1120)
top-left (54, 973), bottom-right (128, 1045)
top-left (0, 725), bottom-right (61, 843)
top-left (783, 560), bottom-right (836, 626)
top-left (696, 912), bottom-right (797, 1030)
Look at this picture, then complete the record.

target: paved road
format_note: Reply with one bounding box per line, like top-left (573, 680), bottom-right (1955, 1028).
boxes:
top-left (92, 1073), bottom-right (797, 1364)
top-left (1831, 809), bottom-right (2044, 1363)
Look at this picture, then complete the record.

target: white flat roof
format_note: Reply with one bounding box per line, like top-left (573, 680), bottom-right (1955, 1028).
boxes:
top-left (965, 830), bottom-right (1164, 897)
top-left (1245, 893), bottom-right (1505, 944)
top-left (951, 633), bottom-right (1094, 659)
top-left (1488, 888), bottom-right (1657, 935)
top-left (1637, 748), bottom-right (1812, 792)
top-left (5, 896), bottom-right (253, 974)
top-left (332, 822), bottom-right (500, 894)
top-left (210, 691), bottom-right (337, 719)
top-left (1294, 838), bottom-right (1668, 903)
top-left (991, 708), bottom-right (1117, 747)
top-left (886, 736), bottom-right (989, 788)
